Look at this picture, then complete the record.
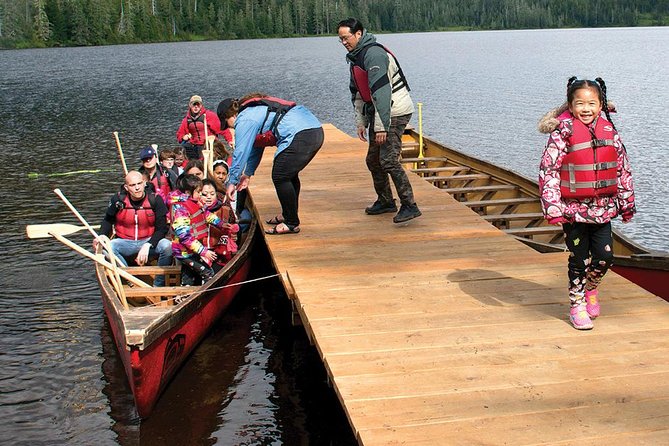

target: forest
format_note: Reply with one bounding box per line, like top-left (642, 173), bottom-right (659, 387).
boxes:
top-left (1, 0), bottom-right (667, 48)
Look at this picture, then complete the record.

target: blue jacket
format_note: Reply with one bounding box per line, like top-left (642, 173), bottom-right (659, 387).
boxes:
top-left (229, 104), bottom-right (321, 185)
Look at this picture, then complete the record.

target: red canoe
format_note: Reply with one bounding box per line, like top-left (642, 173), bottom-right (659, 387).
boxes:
top-left (94, 202), bottom-right (258, 418)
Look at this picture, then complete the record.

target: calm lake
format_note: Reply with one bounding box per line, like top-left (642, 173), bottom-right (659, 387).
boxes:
top-left (1, 26), bottom-right (668, 445)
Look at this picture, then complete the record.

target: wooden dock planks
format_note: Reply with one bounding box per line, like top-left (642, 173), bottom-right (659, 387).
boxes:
top-left (249, 124), bottom-right (669, 445)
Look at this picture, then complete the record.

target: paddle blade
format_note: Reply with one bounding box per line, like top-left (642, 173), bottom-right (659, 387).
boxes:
top-left (26, 223), bottom-right (100, 239)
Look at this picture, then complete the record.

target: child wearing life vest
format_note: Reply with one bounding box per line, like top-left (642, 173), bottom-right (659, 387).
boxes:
top-left (538, 77), bottom-right (636, 330)
top-left (200, 179), bottom-right (239, 269)
top-left (171, 174), bottom-right (228, 286)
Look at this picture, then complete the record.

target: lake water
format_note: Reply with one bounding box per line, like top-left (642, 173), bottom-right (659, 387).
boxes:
top-left (1, 27), bottom-right (668, 445)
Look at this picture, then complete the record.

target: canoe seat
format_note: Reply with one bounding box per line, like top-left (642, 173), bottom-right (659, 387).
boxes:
top-left (122, 285), bottom-right (193, 307)
top-left (443, 184), bottom-right (517, 194)
top-left (123, 265), bottom-right (182, 287)
top-left (423, 173), bottom-right (488, 183)
top-left (410, 166), bottom-right (469, 174)
top-left (401, 157), bottom-right (449, 163)
top-left (482, 212), bottom-right (546, 222)
top-left (465, 197), bottom-right (540, 208)
top-left (504, 226), bottom-right (564, 236)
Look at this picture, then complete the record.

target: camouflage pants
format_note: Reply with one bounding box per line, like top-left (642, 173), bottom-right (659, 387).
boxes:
top-left (366, 113), bottom-right (415, 206)
top-left (563, 222), bottom-right (614, 305)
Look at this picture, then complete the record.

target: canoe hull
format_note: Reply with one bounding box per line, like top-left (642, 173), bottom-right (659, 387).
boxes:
top-left (101, 259), bottom-right (251, 418)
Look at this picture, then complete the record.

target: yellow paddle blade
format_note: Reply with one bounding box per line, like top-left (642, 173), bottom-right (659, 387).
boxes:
top-left (26, 223), bottom-right (100, 239)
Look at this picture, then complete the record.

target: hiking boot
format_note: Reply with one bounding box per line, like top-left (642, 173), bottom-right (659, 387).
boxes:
top-left (393, 203), bottom-right (422, 223)
top-left (569, 304), bottom-right (594, 330)
top-left (585, 289), bottom-right (600, 318)
top-left (365, 199), bottom-right (397, 215)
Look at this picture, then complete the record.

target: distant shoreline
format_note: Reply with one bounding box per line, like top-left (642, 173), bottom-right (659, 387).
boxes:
top-left (3, 24), bottom-right (668, 51)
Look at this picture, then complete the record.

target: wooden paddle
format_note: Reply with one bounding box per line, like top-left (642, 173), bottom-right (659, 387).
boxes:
top-left (53, 188), bottom-right (100, 239)
top-left (26, 223), bottom-right (100, 239)
top-left (49, 232), bottom-right (150, 288)
top-left (113, 131), bottom-right (128, 175)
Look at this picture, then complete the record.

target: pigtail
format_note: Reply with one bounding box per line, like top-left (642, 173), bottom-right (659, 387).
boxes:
top-left (595, 77), bottom-right (617, 131)
top-left (567, 76), bottom-right (578, 91)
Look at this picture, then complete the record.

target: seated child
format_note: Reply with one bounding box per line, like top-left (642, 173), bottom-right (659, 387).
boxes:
top-left (200, 179), bottom-right (239, 270)
top-left (170, 174), bottom-right (229, 286)
top-left (173, 146), bottom-right (186, 176)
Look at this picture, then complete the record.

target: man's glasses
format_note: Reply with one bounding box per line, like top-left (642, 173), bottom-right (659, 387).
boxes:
top-left (338, 34), bottom-right (354, 43)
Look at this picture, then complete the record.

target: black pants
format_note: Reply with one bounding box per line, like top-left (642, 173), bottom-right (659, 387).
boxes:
top-left (178, 256), bottom-right (215, 286)
top-left (563, 222), bottom-right (614, 304)
top-left (182, 142), bottom-right (204, 160)
top-left (271, 127), bottom-right (324, 228)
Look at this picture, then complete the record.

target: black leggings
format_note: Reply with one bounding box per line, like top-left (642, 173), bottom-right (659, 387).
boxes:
top-left (563, 222), bottom-right (614, 304)
top-left (271, 127), bottom-right (324, 227)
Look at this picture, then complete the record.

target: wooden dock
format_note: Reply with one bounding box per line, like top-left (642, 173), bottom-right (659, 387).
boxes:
top-left (249, 124), bottom-right (669, 445)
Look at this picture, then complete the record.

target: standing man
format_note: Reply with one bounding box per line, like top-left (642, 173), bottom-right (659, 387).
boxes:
top-left (176, 95), bottom-right (222, 161)
top-left (94, 170), bottom-right (173, 286)
top-left (337, 17), bottom-right (421, 223)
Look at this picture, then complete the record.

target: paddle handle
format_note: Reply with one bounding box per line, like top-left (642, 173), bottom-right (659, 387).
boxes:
top-left (50, 232), bottom-right (150, 288)
top-left (113, 131), bottom-right (128, 176)
top-left (53, 188), bottom-right (100, 240)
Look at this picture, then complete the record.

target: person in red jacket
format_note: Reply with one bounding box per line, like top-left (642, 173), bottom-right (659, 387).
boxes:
top-left (176, 95), bottom-right (222, 161)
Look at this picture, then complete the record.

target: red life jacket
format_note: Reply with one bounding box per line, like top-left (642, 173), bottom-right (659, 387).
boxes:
top-left (181, 198), bottom-right (208, 242)
top-left (185, 110), bottom-right (212, 146)
top-left (114, 193), bottom-right (156, 240)
top-left (560, 116), bottom-right (618, 199)
top-left (204, 203), bottom-right (237, 260)
top-left (145, 166), bottom-right (171, 201)
top-left (350, 43), bottom-right (410, 103)
top-left (239, 96), bottom-right (296, 148)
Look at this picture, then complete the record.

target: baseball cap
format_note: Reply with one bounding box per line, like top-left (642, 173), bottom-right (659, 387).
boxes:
top-left (189, 95), bottom-right (203, 106)
top-left (139, 146), bottom-right (156, 160)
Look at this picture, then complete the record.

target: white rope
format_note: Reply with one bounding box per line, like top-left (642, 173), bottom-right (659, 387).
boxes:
top-left (144, 273), bottom-right (281, 307)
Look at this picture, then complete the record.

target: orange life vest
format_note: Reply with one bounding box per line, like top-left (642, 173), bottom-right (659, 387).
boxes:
top-left (114, 193), bottom-right (156, 240)
top-left (560, 117), bottom-right (618, 199)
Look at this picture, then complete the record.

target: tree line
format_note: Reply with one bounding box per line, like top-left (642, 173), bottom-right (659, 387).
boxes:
top-left (1, 0), bottom-right (667, 48)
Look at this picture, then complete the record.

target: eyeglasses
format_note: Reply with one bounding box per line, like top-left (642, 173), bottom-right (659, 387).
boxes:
top-left (141, 157), bottom-right (153, 162)
top-left (338, 34), bottom-right (354, 43)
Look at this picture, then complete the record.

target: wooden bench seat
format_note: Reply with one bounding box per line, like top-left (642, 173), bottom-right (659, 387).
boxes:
top-left (482, 212), bottom-right (546, 221)
top-left (423, 173), bottom-right (488, 183)
top-left (464, 197), bottom-right (540, 208)
top-left (400, 157), bottom-right (449, 163)
top-left (123, 266), bottom-right (182, 275)
top-left (443, 184), bottom-right (517, 194)
top-left (504, 226), bottom-right (565, 236)
top-left (410, 166), bottom-right (469, 174)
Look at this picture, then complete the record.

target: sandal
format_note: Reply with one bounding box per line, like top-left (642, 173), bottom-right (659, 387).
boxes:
top-left (265, 223), bottom-right (300, 235)
top-left (265, 215), bottom-right (285, 225)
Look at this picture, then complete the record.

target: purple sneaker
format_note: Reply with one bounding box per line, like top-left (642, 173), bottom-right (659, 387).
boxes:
top-left (585, 289), bottom-right (600, 319)
top-left (570, 304), bottom-right (594, 330)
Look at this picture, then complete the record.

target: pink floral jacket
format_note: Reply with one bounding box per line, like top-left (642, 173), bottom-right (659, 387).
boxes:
top-left (538, 108), bottom-right (636, 224)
